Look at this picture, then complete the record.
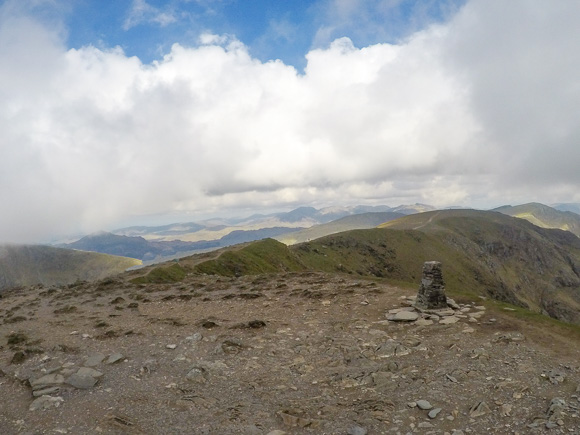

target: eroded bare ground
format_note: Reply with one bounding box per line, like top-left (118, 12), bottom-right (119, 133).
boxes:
top-left (0, 271), bottom-right (579, 434)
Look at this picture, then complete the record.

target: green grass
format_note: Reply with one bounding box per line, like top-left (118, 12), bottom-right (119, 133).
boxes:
top-left (193, 238), bottom-right (306, 276)
top-left (131, 262), bottom-right (188, 284)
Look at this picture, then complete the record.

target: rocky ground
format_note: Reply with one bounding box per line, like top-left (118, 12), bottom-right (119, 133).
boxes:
top-left (0, 271), bottom-right (579, 434)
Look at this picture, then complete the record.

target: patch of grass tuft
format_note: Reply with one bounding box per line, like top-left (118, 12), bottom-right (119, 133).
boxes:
top-left (131, 263), bottom-right (188, 284)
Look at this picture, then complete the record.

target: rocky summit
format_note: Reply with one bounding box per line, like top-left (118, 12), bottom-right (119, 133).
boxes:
top-left (0, 271), bottom-right (579, 434)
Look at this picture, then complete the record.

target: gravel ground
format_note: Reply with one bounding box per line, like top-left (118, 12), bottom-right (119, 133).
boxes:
top-left (0, 271), bottom-right (579, 434)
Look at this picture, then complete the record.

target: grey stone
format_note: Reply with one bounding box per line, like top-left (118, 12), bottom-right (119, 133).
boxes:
top-left (415, 318), bottom-right (434, 326)
top-left (547, 397), bottom-right (566, 421)
top-left (30, 373), bottom-right (65, 388)
top-left (106, 353), bottom-right (124, 364)
top-left (389, 311), bottom-right (419, 322)
top-left (417, 400), bottom-right (433, 410)
top-left (447, 298), bottom-right (461, 309)
top-left (440, 316), bottom-right (460, 325)
top-left (66, 373), bottom-right (98, 389)
top-left (32, 386), bottom-right (61, 397)
top-left (76, 367), bottom-right (103, 378)
top-left (84, 353), bottom-right (106, 367)
top-left (469, 401), bottom-right (491, 417)
top-left (347, 425), bottom-right (367, 435)
top-left (186, 366), bottom-right (208, 383)
top-left (428, 408), bottom-right (442, 419)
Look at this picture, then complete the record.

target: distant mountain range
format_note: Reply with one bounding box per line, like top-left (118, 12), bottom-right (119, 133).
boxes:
top-left (59, 228), bottom-right (300, 262)
top-left (275, 211), bottom-right (405, 244)
top-left (552, 203), bottom-right (580, 214)
top-left (495, 202), bottom-right (580, 238)
top-left (57, 202), bottom-right (580, 263)
top-left (59, 204), bottom-right (435, 261)
top-left (0, 244), bottom-right (140, 291)
top-left (113, 203), bottom-right (434, 242)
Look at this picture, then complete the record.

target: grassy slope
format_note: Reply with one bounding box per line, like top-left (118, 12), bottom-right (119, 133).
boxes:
top-left (193, 238), bottom-right (307, 277)
top-left (0, 245), bottom-right (141, 290)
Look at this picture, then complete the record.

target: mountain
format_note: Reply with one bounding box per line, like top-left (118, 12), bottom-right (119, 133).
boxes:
top-left (390, 203), bottom-right (436, 214)
top-left (114, 222), bottom-right (205, 237)
top-left (182, 210), bottom-right (580, 324)
top-left (0, 244), bottom-right (140, 291)
top-left (495, 202), bottom-right (580, 238)
top-left (111, 204), bottom-right (429, 243)
top-left (275, 211), bottom-right (405, 245)
top-left (552, 202), bottom-right (580, 214)
top-left (61, 232), bottom-right (211, 262)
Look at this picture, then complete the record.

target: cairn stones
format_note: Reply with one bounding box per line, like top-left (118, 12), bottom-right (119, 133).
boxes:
top-left (415, 261), bottom-right (448, 310)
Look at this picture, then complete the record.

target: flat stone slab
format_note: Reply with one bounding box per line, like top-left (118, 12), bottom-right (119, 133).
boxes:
top-left (32, 386), bottom-right (61, 397)
top-left (84, 353), bottom-right (106, 367)
top-left (439, 316), bottom-right (460, 325)
top-left (106, 353), bottom-right (124, 364)
top-left (66, 373), bottom-right (99, 389)
top-left (421, 308), bottom-right (456, 317)
top-left (76, 367), bottom-right (103, 378)
top-left (30, 373), bottom-right (65, 388)
top-left (415, 318), bottom-right (434, 326)
top-left (388, 311), bottom-right (420, 322)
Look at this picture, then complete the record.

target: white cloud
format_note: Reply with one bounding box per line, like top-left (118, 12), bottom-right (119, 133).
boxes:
top-left (123, 0), bottom-right (177, 30)
top-left (1, 0), bottom-right (580, 242)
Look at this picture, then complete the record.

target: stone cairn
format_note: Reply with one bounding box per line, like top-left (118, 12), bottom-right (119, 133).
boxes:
top-left (414, 261), bottom-right (448, 310)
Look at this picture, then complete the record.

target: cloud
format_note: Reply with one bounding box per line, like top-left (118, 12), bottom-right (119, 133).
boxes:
top-left (1, 0), bottom-right (580, 243)
top-left (311, 0), bottom-right (465, 48)
top-left (123, 0), bottom-right (178, 30)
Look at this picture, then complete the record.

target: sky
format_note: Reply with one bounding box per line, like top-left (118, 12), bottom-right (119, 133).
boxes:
top-left (1, 0), bottom-right (580, 243)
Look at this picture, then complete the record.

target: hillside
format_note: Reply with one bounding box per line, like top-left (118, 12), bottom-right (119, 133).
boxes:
top-left (275, 211), bottom-right (405, 245)
top-left (0, 245), bottom-right (141, 291)
top-left (174, 210), bottom-right (580, 324)
top-left (495, 202), bottom-right (580, 237)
